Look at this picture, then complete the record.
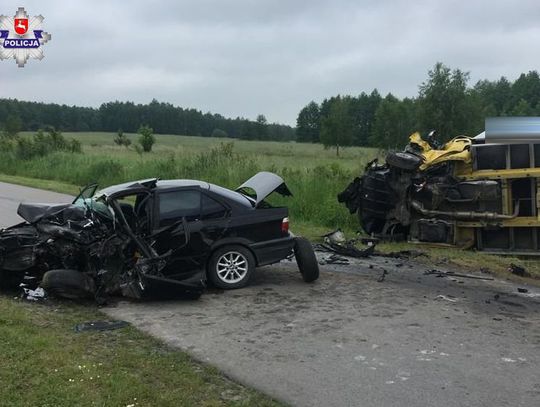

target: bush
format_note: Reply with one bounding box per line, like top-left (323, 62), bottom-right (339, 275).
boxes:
top-left (15, 128), bottom-right (82, 160)
top-left (114, 129), bottom-right (131, 147)
top-left (211, 128), bottom-right (228, 138)
top-left (138, 125), bottom-right (155, 152)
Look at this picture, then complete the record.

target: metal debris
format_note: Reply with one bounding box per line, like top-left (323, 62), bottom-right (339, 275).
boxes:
top-left (318, 254), bottom-right (350, 265)
top-left (508, 264), bottom-right (530, 277)
top-left (377, 269), bottom-right (388, 282)
top-left (435, 295), bottom-right (458, 303)
top-left (74, 320), bottom-right (129, 333)
top-left (424, 269), bottom-right (494, 281)
top-left (22, 286), bottom-right (46, 301)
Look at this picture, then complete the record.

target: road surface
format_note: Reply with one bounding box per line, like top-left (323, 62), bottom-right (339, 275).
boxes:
top-left (1, 181), bottom-right (539, 407)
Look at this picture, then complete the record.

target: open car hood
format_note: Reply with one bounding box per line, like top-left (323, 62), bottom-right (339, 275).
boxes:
top-left (236, 171), bottom-right (292, 206)
top-left (17, 202), bottom-right (74, 224)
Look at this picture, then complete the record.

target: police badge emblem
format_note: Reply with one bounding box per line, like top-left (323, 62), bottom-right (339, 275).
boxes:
top-left (0, 7), bottom-right (52, 67)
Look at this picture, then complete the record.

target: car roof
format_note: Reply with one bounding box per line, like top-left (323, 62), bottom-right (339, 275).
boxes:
top-left (156, 179), bottom-right (210, 190)
top-left (97, 178), bottom-right (253, 207)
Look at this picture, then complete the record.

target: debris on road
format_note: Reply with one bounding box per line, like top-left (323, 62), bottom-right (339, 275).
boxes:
top-left (424, 269), bottom-right (494, 281)
top-left (517, 288), bottom-right (529, 293)
top-left (377, 269), bottom-right (388, 282)
top-left (74, 320), bottom-right (129, 332)
top-left (435, 294), bottom-right (458, 302)
top-left (315, 229), bottom-right (376, 258)
top-left (380, 249), bottom-right (427, 259)
top-left (22, 286), bottom-right (46, 301)
top-left (318, 253), bottom-right (350, 265)
top-left (508, 264), bottom-right (531, 278)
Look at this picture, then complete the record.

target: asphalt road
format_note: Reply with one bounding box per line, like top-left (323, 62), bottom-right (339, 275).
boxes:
top-left (1, 181), bottom-right (539, 407)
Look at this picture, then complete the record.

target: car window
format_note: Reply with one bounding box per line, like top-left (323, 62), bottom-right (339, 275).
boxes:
top-left (159, 190), bottom-right (201, 226)
top-left (201, 194), bottom-right (228, 220)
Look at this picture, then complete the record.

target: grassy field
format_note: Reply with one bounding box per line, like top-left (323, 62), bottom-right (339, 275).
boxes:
top-left (5, 131), bottom-right (380, 233)
top-left (0, 296), bottom-right (281, 407)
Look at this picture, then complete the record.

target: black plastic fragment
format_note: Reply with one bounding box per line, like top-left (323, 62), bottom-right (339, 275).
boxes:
top-left (74, 320), bottom-right (129, 333)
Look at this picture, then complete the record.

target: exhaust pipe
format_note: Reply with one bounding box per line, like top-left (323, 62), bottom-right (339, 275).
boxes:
top-left (410, 200), bottom-right (520, 221)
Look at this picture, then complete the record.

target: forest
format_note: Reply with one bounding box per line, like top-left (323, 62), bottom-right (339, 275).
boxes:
top-left (298, 63), bottom-right (540, 150)
top-left (0, 98), bottom-right (295, 141)
top-left (1, 63), bottom-right (540, 149)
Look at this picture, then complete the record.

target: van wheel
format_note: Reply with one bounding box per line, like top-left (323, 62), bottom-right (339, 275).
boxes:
top-left (294, 237), bottom-right (319, 282)
top-left (41, 269), bottom-right (95, 299)
top-left (207, 246), bottom-right (255, 289)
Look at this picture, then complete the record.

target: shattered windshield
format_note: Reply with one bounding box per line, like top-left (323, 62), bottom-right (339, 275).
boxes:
top-left (73, 196), bottom-right (112, 219)
top-left (72, 183), bottom-right (112, 219)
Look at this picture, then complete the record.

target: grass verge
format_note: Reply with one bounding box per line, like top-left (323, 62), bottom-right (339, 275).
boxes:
top-left (0, 296), bottom-right (282, 407)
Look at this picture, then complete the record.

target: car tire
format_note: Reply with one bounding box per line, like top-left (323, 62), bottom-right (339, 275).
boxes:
top-left (294, 237), bottom-right (319, 283)
top-left (41, 269), bottom-right (95, 300)
top-left (207, 245), bottom-right (255, 289)
top-left (386, 151), bottom-right (422, 171)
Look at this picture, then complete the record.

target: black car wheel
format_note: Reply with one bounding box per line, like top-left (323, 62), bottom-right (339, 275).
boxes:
top-left (41, 269), bottom-right (95, 299)
top-left (386, 151), bottom-right (422, 171)
top-left (207, 245), bottom-right (255, 289)
top-left (294, 237), bottom-right (319, 282)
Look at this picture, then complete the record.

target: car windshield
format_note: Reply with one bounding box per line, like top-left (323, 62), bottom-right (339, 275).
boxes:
top-left (73, 196), bottom-right (113, 219)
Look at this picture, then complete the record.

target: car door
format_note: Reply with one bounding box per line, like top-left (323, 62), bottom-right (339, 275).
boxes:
top-left (151, 188), bottom-right (208, 281)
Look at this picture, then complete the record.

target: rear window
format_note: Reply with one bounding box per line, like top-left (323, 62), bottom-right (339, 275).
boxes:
top-left (209, 184), bottom-right (254, 207)
top-left (201, 194), bottom-right (228, 219)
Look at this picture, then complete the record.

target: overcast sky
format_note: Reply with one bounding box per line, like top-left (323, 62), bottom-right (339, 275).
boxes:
top-left (1, 0), bottom-right (539, 125)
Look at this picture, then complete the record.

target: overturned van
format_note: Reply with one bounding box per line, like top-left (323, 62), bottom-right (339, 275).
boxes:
top-left (339, 118), bottom-right (540, 254)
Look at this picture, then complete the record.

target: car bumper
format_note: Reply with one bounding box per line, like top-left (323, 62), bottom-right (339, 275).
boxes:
top-left (249, 235), bottom-right (295, 266)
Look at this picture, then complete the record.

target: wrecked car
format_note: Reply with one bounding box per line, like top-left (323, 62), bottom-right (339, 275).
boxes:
top-left (339, 122), bottom-right (540, 254)
top-left (0, 172), bottom-right (319, 302)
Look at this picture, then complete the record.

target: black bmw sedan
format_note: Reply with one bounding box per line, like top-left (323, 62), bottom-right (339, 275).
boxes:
top-left (0, 172), bottom-right (319, 301)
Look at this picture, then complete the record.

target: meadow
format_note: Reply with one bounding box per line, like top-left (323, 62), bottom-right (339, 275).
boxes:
top-left (2, 131), bottom-right (380, 234)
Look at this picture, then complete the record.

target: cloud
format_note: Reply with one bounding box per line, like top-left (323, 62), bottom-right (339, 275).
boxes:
top-left (1, 0), bottom-right (539, 125)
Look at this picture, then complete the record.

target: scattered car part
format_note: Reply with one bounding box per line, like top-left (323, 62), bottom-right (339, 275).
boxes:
top-left (74, 320), bottom-right (129, 332)
top-left (322, 229), bottom-right (347, 245)
top-left (318, 253), bottom-right (350, 265)
top-left (294, 237), bottom-right (320, 282)
top-left (508, 264), bottom-right (530, 277)
top-left (377, 269), bottom-right (388, 282)
top-left (424, 269), bottom-right (494, 281)
top-left (41, 269), bottom-right (95, 299)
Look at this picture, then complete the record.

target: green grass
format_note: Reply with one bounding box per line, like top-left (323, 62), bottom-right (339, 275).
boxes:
top-left (0, 296), bottom-right (282, 407)
top-left (7, 132), bottom-right (381, 232)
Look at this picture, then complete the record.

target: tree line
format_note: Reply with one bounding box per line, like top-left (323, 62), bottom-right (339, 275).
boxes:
top-left (297, 62), bottom-right (540, 153)
top-left (0, 98), bottom-right (295, 141)
top-left (2, 63), bottom-right (540, 151)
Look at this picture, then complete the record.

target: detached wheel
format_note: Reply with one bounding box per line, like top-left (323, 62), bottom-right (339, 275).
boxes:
top-left (207, 246), bottom-right (255, 289)
top-left (294, 237), bottom-right (319, 283)
top-left (41, 269), bottom-right (95, 300)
